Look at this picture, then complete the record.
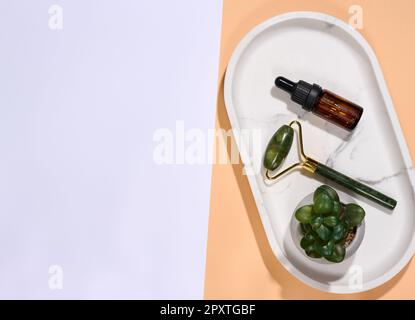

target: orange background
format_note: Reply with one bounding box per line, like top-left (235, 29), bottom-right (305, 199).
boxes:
top-left (204, 0), bottom-right (415, 299)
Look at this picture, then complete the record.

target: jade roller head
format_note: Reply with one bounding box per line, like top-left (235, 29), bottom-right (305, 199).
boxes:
top-left (263, 124), bottom-right (294, 171)
top-left (263, 121), bottom-right (397, 210)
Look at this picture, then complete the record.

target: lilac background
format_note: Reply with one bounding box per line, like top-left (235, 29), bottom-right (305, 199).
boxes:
top-left (0, 0), bottom-right (222, 298)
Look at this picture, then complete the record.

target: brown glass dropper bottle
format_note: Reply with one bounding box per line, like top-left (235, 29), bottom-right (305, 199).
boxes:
top-left (275, 76), bottom-right (363, 130)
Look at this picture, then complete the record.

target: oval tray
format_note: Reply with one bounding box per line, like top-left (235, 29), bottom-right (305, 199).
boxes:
top-left (224, 11), bottom-right (415, 293)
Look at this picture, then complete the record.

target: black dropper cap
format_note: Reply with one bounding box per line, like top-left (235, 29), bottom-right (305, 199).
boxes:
top-left (275, 76), bottom-right (322, 111)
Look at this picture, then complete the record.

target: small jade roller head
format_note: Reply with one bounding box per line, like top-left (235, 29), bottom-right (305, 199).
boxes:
top-left (263, 125), bottom-right (294, 171)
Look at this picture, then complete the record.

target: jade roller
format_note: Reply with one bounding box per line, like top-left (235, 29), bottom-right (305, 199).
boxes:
top-left (263, 120), bottom-right (397, 210)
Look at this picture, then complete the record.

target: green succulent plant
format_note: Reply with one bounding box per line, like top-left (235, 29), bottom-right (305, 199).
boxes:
top-left (295, 185), bottom-right (365, 263)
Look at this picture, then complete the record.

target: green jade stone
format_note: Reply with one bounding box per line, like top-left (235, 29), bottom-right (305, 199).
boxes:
top-left (315, 163), bottom-right (397, 210)
top-left (263, 125), bottom-right (294, 171)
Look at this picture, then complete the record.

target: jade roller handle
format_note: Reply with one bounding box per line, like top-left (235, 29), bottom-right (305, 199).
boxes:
top-left (315, 163), bottom-right (397, 210)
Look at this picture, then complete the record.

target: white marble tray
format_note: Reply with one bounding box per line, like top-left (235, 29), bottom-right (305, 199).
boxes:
top-left (224, 12), bottom-right (415, 293)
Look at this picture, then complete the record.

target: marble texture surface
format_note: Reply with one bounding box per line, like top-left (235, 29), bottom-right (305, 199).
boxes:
top-left (225, 12), bottom-right (415, 293)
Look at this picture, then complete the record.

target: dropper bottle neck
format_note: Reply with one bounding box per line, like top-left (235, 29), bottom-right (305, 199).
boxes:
top-left (274, 76), bottom-right (322, 111)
